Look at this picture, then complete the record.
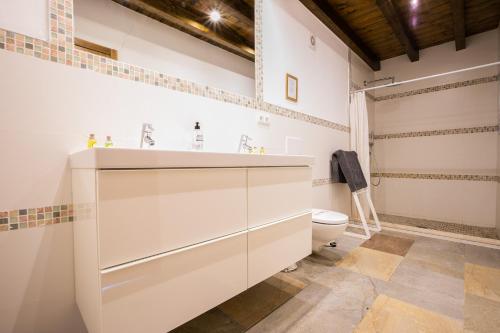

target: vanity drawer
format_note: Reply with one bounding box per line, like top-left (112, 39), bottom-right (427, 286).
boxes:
top-left (100, 232), bottom-right (247, 333)
top-left (247, 213), bottom-right (312, 287)
top-left (248, 167), bottom-right (311, 228)
top-left (97, 168), bottom-right (247, 268)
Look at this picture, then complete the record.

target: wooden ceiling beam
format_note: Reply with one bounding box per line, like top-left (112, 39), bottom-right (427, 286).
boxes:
top-left (220, 0), bottom-right (254, 22)
top-left (450, 0), bottom-right (466, 50)
top-left (112, 0), bottom-right (255, 61)
top-left (299, 0), bottom-right (380, 71)
top-left (376, 0), bottom-right (419, 62)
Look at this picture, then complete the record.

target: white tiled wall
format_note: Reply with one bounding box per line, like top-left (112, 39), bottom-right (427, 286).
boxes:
top-left (372, 30), bottom-right (500, 228)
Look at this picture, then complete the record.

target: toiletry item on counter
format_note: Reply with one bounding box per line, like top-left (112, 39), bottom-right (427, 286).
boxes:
top-left (104, 136), bottom-right (113, 148)
top-left (192, 122), bottom-right (204, 151)
top-left (87, 134), bottom-right (96, 148)
top-left (259, 146), bottom-right (265, 155)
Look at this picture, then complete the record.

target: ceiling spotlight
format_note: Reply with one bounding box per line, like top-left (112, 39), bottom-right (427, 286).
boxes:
top-left (209, 9), bottom-right (221, 22)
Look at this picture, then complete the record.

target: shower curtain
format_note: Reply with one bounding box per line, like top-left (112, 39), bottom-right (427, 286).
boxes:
top-left (349, 91), bottom-right (370, 219)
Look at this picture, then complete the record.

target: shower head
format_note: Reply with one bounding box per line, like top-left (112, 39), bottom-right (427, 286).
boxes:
top-left (363, 76), bottom-right (396, 87)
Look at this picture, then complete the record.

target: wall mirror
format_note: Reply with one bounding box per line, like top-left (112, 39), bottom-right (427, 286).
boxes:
top-left (74, 0), bottom-right (256, 97)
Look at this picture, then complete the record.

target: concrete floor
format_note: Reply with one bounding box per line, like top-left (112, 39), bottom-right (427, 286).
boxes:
top-left (174, 230), bottom-right (500, 333)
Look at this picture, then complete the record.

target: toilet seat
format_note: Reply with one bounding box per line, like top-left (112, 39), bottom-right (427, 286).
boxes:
top-left (312, 209), bottom-right (348, 225)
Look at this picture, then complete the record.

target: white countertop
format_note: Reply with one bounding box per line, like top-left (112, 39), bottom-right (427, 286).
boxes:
top-left (70, 148), bottom-right (315, 169)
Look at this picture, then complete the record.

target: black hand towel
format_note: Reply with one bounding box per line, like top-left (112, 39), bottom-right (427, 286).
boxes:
top-left (331, 150), bottom-right (367, 192)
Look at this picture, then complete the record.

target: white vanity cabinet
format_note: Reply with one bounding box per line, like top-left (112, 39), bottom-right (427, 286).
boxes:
top-left (71, 148), bottom-right (314, 333)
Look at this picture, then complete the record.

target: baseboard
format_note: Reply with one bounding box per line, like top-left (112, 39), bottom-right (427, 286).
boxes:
top-left (348, 220), bottom-right (500, 249)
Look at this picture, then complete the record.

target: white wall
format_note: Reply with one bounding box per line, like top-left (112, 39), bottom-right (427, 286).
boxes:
top-left (372, 30), bottom-right (499, 228)
top-left (262, 0), bottom-right (349, 125)
top-left (0, 46), bottom-right (352, 332)
top-left (74, 0), bottom-right (255, 97)
top-left (0, 0), bottom-right (48, 41)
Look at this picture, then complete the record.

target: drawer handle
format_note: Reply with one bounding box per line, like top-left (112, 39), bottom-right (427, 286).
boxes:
top-left (101, 230), bottom-right (248, 275)
top-left (248, 211), bottom-right (312, 232)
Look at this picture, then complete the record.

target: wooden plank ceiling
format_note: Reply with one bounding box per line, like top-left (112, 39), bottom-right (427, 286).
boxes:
top-left (301, 0), bottom-right (500, 70)
top-left (112, 0), bottom-right (499, 70)
top-left (112, 0), bottom-right (255, 61)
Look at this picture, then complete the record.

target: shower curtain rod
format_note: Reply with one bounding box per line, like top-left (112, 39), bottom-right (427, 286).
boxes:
top-left (350, 61), bottom-right (500, 94)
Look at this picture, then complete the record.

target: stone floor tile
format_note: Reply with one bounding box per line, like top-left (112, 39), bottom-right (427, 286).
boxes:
top-left (354, 294), bottom-right (463, 333)
top-left (372, 278), bottom-right (464, 320)
top-left (218, 275), bottom-right (305, 330)
top-left (464, 293), bottom-right (500, 333)
top-left (390, 257), bottom-right (464, 302)
top-left (465, 244), bottom-right (500, 269)
top-left (465, 263), bottom-right (500, 303)
top-left (171, 308), bottom-right (244, 333)
top-left (405, 236), bottom-right (465, 278)
top-left (247, 282), bottom-right (332, 333)
top-left (336, 247), bottom-right (403, 281)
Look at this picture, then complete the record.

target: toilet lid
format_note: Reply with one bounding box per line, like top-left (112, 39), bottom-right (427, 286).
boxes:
top-left (312, 209), bottom-right (348, 225)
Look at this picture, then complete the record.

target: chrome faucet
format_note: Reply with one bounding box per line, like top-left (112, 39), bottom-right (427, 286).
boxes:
top-left (238, 134), bottom-right (252, 153)
top-left (140, 123), bottom-right (155, 148)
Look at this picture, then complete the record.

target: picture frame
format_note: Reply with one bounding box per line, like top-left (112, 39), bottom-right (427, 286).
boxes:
top-left (286, 73), bottom-right (298, 102)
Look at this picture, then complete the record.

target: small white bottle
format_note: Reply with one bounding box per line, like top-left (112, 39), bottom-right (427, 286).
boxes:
top-left (192, 122), bottom-right (204, 151)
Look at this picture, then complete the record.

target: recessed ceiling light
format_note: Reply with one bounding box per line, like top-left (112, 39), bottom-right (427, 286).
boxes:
top-left (209, 9), bottom-right (221, 22)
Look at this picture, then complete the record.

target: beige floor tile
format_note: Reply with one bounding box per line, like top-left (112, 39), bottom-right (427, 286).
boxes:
top-left (465, 263), bottom-right (500, 302)
top-left (355, 294), bottom-right (463, 333)
top-left (336, 247), bottom-right (403, 281)
top-left (464, 294), bottom-right (500, 333)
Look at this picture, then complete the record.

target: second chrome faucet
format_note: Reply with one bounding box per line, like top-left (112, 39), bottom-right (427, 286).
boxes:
top-left (238, 134), bottom-right (252, 153)
top-left (140, 123), bottom-right (155, 148)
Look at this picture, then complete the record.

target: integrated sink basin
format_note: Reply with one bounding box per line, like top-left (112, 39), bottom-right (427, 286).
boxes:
top-left (70, 147), bottom-right (315, 169)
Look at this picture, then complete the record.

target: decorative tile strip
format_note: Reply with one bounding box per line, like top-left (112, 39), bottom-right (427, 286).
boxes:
top-left (261, 102), bottom-right (350, 132)
top-left (374, 125), bottom-right (499, 140)
top-left (0, 204), bottom-right (74, 232)
top-left (312, 178), bottom-right (334, 187)
top-left (48, 0), bottom-right (74, 65)
top-left (376, 213), bottom-right (499, 240)
top-left (375, 75), bottom-right (499, 101)
top-left (254, 0), bottom-right (263, 103)
top-left (371, 172), bottom-right (499, 182)
top-left (0, 26), bottom-right (349, 133)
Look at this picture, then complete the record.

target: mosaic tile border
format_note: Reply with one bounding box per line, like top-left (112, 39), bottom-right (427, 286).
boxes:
top-left (0, 204), bottom-right (74, 232)
top-left (374, 125), bottom-right (499, 140)
top-left (375, 75), bottom-right (499, 101)
top-left (254, 0), bottom-right (263, 104)
top-left (312, 178), bottom-right (334, 187)
top-left (371, 172), bottom-right (499, 182)
top-left (0, 0), bottom-right (349, 134)
top-left (376, 213), bottom-right (499, 240)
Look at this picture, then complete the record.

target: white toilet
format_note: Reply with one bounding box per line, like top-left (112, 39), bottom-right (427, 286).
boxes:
top-left (312, 209), bottom-right (349, 253)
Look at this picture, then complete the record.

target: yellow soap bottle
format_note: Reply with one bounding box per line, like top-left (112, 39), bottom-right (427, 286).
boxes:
top-left (104, 136), bottom-right (113, 148)
top-left (87, 134), bottom-right (97, 148)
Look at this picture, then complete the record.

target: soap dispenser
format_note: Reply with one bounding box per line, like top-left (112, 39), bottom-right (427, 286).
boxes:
top-left (192, 122), bottom-right (204, 151)
top-left (87, 134), bottom-right (97, 149)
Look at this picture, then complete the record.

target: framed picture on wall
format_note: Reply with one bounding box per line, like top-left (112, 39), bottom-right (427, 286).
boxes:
top-left (286, 73), bottom-right (298, 102)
